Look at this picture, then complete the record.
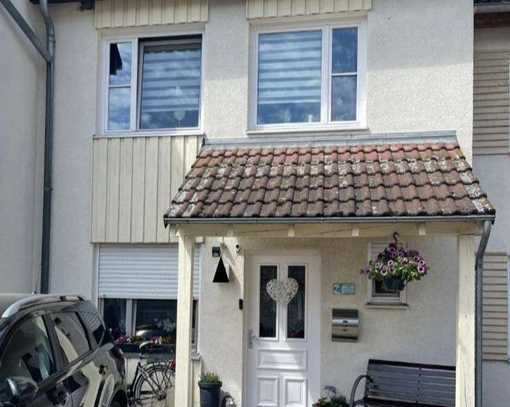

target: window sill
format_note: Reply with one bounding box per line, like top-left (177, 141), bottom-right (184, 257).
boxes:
top-left (95, 129), bottom-right (205, 139)
top-left (365, 302), bottom-right (409, 310)
top-left (246, 124), bottom-right (368, 136)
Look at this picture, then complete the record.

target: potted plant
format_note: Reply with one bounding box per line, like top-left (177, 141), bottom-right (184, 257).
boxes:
top-left (198, 371), bottom-right (222, 407)
top-left (313, 387), bottom-right (348, 407)
top-left (361, 233), bottom-right (429, 291)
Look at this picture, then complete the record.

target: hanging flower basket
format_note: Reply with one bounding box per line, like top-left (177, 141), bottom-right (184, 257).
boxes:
top-left (361, 233), bottom-right (429, 291)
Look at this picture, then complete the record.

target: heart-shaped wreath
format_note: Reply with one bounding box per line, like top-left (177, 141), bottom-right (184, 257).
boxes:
top-left (266, 278), bottom-right (299, 304)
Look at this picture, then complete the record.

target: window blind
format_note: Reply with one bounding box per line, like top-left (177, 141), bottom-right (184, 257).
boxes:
top-left (257, 30), bottom-right (322, 124)
top-left (140, 36), bottom-right (202, 129)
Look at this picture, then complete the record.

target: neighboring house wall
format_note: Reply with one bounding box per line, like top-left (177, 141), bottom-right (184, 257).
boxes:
top-left (474, 26), bottom-right (510, 407)
top-left (0, 0), bottom-right (45, 293)
top-left (49, 4), bottom-right (97, 297)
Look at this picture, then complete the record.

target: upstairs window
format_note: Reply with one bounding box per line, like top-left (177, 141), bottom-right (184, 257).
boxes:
top-left (252, 24), bottom-right (365, 129)
top-left (105, 35), bottom-right (202, 133)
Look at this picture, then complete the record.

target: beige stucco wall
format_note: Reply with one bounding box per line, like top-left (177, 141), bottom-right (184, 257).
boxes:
top-left (198, 236), bottom-right (458, 405)
top-left (0, 0), bottom-right (45, 293)
top-left (48, 4), bottom-right (97, 297)
top-left (474, 26), bottom-right (510, 407)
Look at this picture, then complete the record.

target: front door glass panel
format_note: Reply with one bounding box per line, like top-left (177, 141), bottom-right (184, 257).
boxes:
top-left (259, 265), bottom-right (277, 338)
top-left (287, 265), bottom-right (306, 339)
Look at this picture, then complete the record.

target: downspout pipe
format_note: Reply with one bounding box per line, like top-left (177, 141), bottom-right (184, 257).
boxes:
top-left (39, 0), bottom-right (55, 294)
top-left (0, 0), bottom-right (55, 293)
top-left (475, 220), bottom-right (492, 407)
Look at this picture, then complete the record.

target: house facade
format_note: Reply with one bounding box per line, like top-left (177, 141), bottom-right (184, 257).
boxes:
top-left (0, 0), bottom-right (502, 406)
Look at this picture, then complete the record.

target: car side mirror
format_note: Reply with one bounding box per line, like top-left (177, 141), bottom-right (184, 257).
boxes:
top-left (4, 377), bottom-right (38, 406)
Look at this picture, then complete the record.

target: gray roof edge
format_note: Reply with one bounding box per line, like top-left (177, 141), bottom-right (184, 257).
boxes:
top-left (202, 130), bottom-right (458, 150)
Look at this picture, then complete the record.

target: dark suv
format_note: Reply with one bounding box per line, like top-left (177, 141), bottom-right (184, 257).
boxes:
top-left (0, 295), bottom-right (127, 407)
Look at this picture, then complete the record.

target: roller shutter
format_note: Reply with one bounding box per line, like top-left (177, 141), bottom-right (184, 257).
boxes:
top-left (98, 244), bottom-right (201, 300)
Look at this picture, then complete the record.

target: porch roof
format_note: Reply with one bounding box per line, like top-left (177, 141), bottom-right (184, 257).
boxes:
top-left (163, 133), bottom-right (495, 226)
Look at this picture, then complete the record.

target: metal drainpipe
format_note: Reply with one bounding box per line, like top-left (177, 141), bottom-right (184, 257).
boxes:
top-left (0, 0), bottom-right (55, 294)
top-left (475, 220), bottom-right (492, 407)
top-left (39, 0), bottom-right (55, 294)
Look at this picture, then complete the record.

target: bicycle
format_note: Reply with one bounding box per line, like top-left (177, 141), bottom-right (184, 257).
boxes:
top-left (127, 341), bottom-right (176, 407)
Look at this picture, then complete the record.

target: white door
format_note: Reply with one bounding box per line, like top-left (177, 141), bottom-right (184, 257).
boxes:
top-left (246, 253), bottom-right (321, 407)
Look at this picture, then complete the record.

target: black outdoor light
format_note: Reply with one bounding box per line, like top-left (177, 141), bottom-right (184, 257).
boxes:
top-left (213, 256), bottom-right (230, 283)
top-left (212, 246), bottom-right (230, 283)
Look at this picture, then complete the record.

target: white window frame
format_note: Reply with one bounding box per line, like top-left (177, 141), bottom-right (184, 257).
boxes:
top-left (99, 27), bottom-right (205, 137)
top-left (366, 242), bottom-right (407, 306)
top-left (248, 19), bottom-right (367, 133)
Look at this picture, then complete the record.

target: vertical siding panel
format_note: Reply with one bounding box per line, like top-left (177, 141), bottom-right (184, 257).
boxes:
top-left (131, 138), bottom-right (146, 242)
top-left (362, 0), bottom-right (371, 9)
top-left (113, 0), bottom-right (124, 27)
top-left (248, 0), bottom-right (265, 18)
top-left (92, 139), bottom-right (108, 242)
top-left (125, 0), bottom-right (137, 26)
top-left (162, 0), bottom-right (176, 23)
top-left (348, 0), bottom-right (362, 10)
top-left (175, 0), bottom-right (188, 23)
top-left (150, 0), bottom-right (163, 25)
top-left (157, 138), bottom-right (172, 243)
top-left (334, 0), bottom-right (349, 12)
top-left (185, 136), bottom-right (199, 171)
top-left (190, 0), bottom-right (202, 22)
top-left (319, 0), bottom-right (334, 13)
top-left (277, 0), bottom-right (292, 16)
top-left (94, 1), bottom-right (103, 28)
top-left (137, 0), bottom-right (150, 26)
top-left (170, 137), bottom-right (185, 199)
top-left (264, 0), bottom-right (277, 17)
top-left (200, 0), bottom-right (208, 22)
top-left (118, 138), bottom-right (133, 243)
top-left (101, 0), bottom-right (113, 28)
top-left (144, 138), bottom-right (159, 242)
top-left (106, 139), bottom-right (120, 242)
top-left (306, 0), bottom-right (320, 15)
top-left (292, 0), bottom-right (306, 15)
top-left (170, 137), bottom-right (184, 243)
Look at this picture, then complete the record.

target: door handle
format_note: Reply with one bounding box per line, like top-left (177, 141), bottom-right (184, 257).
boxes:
top-left (248, 329), bottom-right (257, 349)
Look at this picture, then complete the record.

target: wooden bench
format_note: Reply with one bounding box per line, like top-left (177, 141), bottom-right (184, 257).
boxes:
top-left (349, 359), bottom-right (456, 407)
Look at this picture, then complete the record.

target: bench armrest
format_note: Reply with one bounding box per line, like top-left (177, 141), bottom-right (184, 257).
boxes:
top-left (349, 375), bottom-right (372, 407)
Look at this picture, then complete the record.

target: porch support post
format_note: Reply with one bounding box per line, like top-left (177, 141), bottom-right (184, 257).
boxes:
top-left (456, 235), bottom-right (476, 407)
top-left (174, 235), bottom-right (194, 407)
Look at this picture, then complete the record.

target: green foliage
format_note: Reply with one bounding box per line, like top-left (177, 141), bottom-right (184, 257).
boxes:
top-left (313, 395), bottom-right (348, 407)
top-left (199, 371), bottom-right (222, 385)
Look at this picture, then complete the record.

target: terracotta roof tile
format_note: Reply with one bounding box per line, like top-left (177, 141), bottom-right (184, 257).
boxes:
top-left (164, 141), bottom-right (495, 222)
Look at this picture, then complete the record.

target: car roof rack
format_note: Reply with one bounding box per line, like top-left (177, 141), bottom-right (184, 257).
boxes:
top-left (1, 294), bottom-right (85, 319)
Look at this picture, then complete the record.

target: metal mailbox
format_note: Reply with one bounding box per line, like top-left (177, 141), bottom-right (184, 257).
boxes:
top-left (332, 308), bottom-right (359, 342)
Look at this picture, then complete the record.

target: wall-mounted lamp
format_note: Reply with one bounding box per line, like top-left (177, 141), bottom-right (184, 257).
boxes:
top-left (213, 256), bottom-right (230, 283)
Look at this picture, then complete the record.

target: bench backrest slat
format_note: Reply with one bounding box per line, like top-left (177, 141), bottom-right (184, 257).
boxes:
top-left (365, 359), bottom-right (455, 407)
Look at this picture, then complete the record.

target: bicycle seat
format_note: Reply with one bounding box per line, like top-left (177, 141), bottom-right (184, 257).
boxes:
top-left (139, 341), bottom-right (170, 356)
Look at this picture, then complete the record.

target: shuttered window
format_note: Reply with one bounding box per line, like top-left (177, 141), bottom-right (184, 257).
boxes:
top-left (482, 252), bottom-right (509, 361)
top-left (474, 51), bottom-right (510, 155)
top-left (98, 244), bottom-right (201, 299)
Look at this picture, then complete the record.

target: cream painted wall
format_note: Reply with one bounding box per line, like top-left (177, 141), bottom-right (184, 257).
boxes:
top-left (198, 236), bottom-right (458, 405)
top-left (474, 26), bottom-right (510, 407)
top-left (48, 4), bottom-right (97, 298)
top-left (0, 0), bottom-right (45, 293)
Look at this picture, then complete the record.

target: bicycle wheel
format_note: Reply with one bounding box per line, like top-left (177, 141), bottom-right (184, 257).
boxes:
top-left (132, 362), bottom-right (175, 407)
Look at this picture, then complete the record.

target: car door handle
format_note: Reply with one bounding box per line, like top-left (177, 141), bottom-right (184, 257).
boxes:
top-left (99, 364), bottom-right (109, 375)
top-left (49, 388), bottom-right (69, 406)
